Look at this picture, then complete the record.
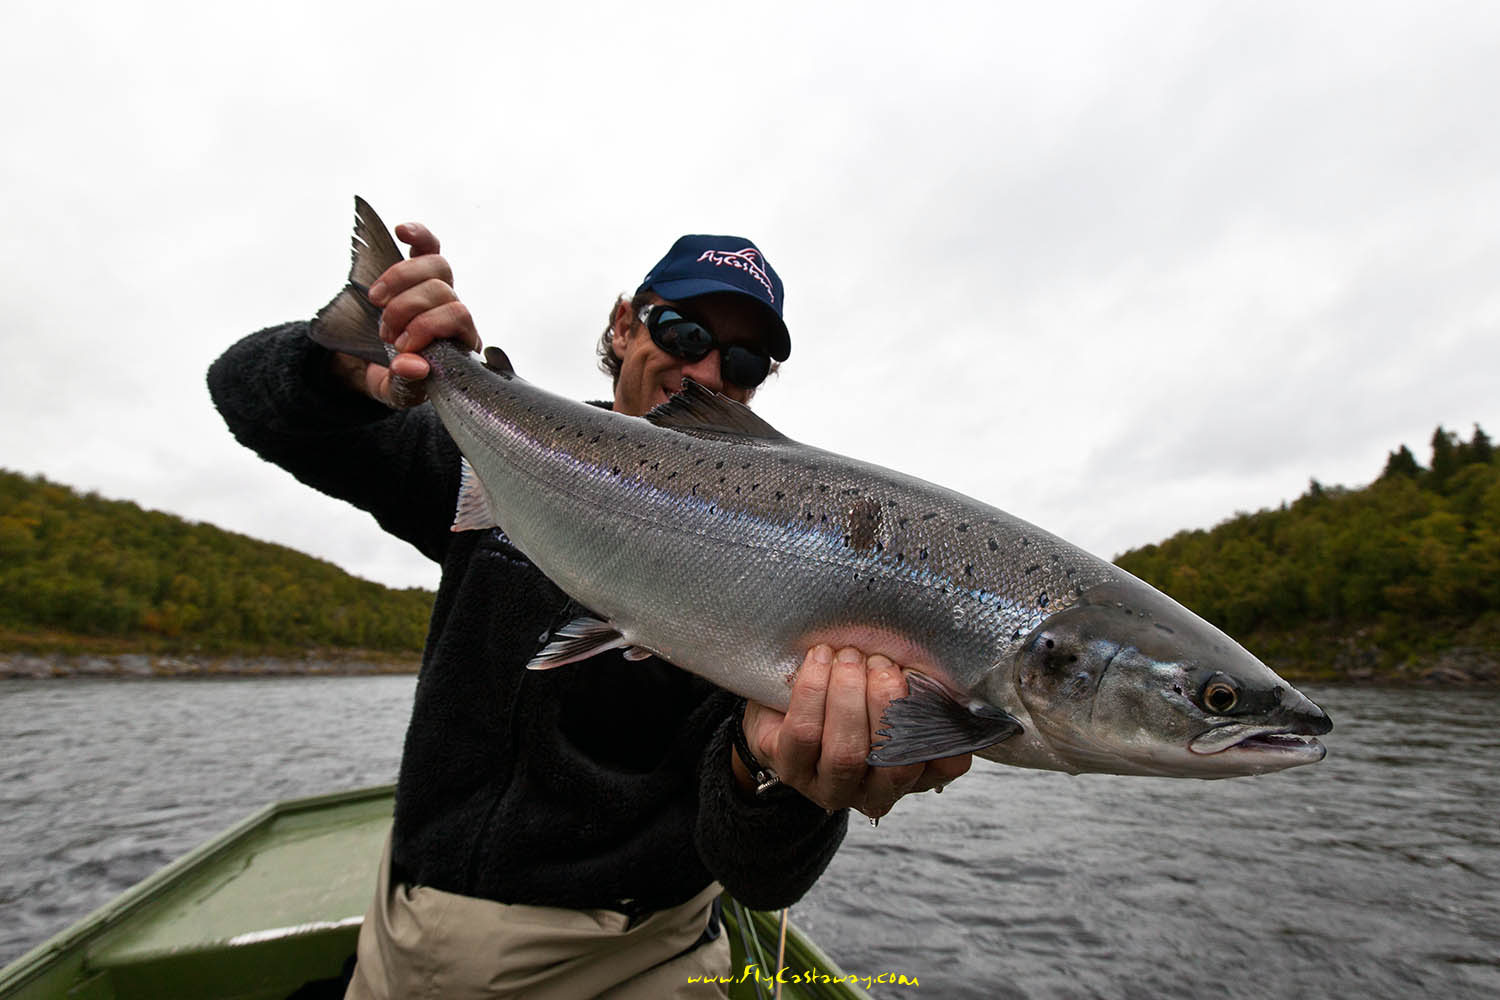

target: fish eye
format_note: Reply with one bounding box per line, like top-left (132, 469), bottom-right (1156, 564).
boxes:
top-left (1202, 679), bottom-right (1239, 714)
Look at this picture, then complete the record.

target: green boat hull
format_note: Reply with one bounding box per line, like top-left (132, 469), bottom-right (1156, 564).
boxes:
top-left (0, 787), bottom-right (859, 1000)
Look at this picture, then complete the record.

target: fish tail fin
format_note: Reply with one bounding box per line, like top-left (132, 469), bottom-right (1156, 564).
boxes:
top-left (309, 196), bottom-right (403, 366)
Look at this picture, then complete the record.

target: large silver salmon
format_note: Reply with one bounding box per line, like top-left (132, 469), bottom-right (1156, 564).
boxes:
top-left (312, 197), bottom-right (1330, 779)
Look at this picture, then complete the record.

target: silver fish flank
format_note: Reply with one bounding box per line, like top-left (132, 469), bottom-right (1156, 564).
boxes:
top-left (311, 197), bottom-right (1331, 780)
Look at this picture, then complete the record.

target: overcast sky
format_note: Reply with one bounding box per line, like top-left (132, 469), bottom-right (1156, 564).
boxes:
top-left (3, 1), bottom-right (1496, 591)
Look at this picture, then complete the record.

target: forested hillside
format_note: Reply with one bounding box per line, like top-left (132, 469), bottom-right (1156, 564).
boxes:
top-left (1115, 426), bottom-right (1499, 682)
top-left (0, 469), bottom-right (433, 656)
top-left (4, 422), bottom-right (1496, 683)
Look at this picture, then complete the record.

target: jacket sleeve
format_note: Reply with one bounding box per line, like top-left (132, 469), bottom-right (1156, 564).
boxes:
top-left (694, 700), bottom-right (849, 910)
top-left (206, 321), bottom-right (463, 563)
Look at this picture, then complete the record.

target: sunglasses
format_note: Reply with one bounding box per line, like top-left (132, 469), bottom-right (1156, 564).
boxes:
top-left (637, 305), bottom-right (772, 390)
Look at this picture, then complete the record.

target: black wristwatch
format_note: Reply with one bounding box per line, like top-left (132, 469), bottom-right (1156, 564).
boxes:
top-left (732, 699), bottom-right (784, 796)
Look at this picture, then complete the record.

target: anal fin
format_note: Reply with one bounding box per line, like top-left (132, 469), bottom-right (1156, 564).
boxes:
top-left (867, 671), bottom-right (1022, 766)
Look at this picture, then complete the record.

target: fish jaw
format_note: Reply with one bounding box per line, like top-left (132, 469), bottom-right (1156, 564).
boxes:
top-left (1002, 579), bottom-right (1333, 778)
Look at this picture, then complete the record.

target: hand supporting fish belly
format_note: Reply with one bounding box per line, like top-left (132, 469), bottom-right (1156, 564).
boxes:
top-left (740, 646), bottom-right (973, 818)
top-left (312, 197), bottom-right (1333, 786)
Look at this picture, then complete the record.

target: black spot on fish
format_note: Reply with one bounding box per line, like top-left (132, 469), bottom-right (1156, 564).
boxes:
top-left (818, 484), bottom-right (830, 493)
top-left (1037, 592), bottom-right (1049, 607)
top-left (1025, 564), bottom-right (1040, 575)
top-left (775, 491), bottom-right (784, 500)
top-left (847, 497), bottom-right (882, 553)
top-left (611, 466), bottom-right (621, 475)
top-left (988, 538), bottom-right (999, 552)
top-left (1154, 623), bottom-right (1175, 635)
top-left (922, 512), bottom-right (938, 521)
top-left (591, 435), bottom-right (601, 443)
top-left (919, 548), bottom-right (928, 560)
top-left (897, 516), bottom-right (909, 528)
top-left (715, 461), bottom-right (724, 469)
top-left (964, 564), bottom-right (973, 577)
top-left (896, 552), bottom-right (905, 562)
top-left (957, 522), bottom-right (969, 532)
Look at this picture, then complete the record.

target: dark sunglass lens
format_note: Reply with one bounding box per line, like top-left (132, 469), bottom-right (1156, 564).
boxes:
top-left (722, 346), bottom-right (771, 389)
top-left (654, 317), bottom-right (714, 361)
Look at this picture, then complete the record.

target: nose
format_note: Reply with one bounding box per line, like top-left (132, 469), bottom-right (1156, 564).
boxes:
top-left (1280, 688), bottom-right (1333, 735)
top-left (678, 351), bottom-right (723, 393)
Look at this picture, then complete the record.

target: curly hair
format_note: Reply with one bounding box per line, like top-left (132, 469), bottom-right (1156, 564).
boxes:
top-left (595, 292), bottom-right (654, 386)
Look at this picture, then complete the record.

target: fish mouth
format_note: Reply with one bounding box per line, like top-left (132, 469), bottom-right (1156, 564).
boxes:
top-left (1188, 723), bottom-right (1328, 761)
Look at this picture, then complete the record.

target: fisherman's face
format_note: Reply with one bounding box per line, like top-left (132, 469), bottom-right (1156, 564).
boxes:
top-left (610, 293), bottom-right (774, 416)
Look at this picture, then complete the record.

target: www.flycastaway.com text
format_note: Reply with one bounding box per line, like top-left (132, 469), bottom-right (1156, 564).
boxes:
top-left (688, 963), bottom-right (920, 990)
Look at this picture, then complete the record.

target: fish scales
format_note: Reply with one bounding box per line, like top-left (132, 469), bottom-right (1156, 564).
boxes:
top-left (308, 196), bottom-right (1332, 778)
top-left (424, 341), bottom-right (1116, 715)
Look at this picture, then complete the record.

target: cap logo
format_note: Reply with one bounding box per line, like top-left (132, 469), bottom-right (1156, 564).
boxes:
top-left (695, 248), bottom-right (776, 303)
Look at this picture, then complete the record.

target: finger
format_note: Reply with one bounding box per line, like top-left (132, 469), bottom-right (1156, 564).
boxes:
top-left (394, 221), bottom-right (441, 258)
top-left (368, 255), bottom-right (455, 307)
top-left (399, 301), bottom-right (479, 356)
top-left (912, 754), bottom-right (974, 793)
top-left (376, 279), bottom-right (465, 347)
top-left (861, 656), bottom-right (923, 815)
top-left (817, 647), bottom-right (873, 808)
top-left (367, 362), bottom-right (429, 409)
top-left (742, 698), bottom-right (783, 763)
top-left (775, 645), bottom-right (834, 789)
top-left (387, 353), bottom-right (431, 381)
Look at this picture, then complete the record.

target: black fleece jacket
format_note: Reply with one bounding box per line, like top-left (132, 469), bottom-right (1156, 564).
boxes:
top-left (207, 322), bottom-right (847, 912)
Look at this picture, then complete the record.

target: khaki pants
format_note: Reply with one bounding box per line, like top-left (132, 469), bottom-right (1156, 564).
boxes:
top-left (345, 835), bottom-right (730, 999)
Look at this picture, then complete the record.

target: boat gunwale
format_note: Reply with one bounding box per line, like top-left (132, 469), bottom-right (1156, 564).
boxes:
top-left (0, 785), bottom-right (395, 994)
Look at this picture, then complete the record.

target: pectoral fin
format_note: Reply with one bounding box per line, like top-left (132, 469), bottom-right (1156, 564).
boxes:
top-left (526, 616), bottom-right (657, 669)
top-left (867, 672), bottom-right (1022, 766)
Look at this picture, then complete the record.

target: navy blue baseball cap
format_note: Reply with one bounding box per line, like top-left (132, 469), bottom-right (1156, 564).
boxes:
top-left (636, 235), bottom-right (790, 361)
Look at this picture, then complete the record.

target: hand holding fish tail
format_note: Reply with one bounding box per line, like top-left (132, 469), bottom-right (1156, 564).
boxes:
top-left (741, 645), bottom-right (972, 819)
top-left (331, 220), bottom-right (481, 407)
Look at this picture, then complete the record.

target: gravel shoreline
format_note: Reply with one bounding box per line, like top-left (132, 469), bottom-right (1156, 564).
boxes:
top-left (0, 652), bottom-right (419, 679)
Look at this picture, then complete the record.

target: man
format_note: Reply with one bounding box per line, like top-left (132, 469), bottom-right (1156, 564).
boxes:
top-left (208, 213), bottom-right (971, 998)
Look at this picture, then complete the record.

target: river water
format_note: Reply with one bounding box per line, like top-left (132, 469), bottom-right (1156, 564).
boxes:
top-left (1, 678), bottom-right (1495, 998)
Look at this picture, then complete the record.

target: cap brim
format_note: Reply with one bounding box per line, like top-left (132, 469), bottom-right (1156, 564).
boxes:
top-left (646, 277), bottom-right (790, 361)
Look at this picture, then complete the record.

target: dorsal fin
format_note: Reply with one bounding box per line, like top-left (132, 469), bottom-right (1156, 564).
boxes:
top-left (643, 379), bottom-right (789, 441)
